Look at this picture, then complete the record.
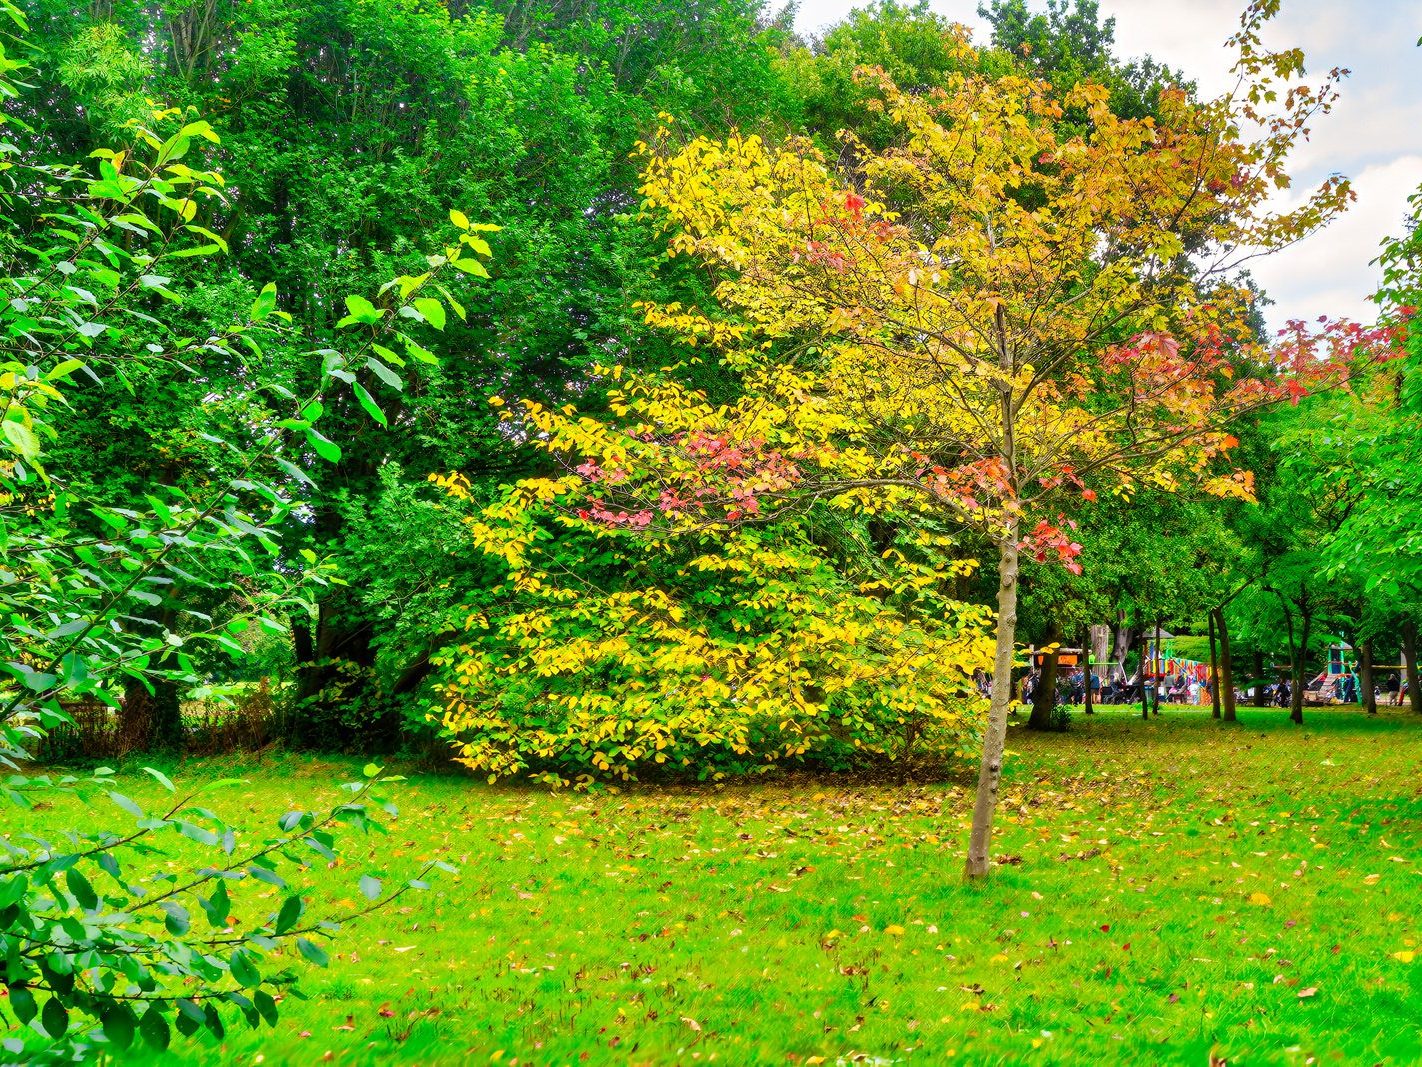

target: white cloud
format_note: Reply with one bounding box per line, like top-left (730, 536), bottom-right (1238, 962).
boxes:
top-left (791, 0), bottom-right (1422, 327)
top-left (1249, 155), bottom-right (1422, 327)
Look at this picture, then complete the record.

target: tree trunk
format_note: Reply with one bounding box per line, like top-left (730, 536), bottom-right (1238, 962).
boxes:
top-left (288, 591), bottom-right (397, 751)
top-left (1090, 624), bottom-right (1111, 670)
top-left (1082, 625), bottom-right (1094, 715)
top-left (1360, 639), bottom-right (1377, 714)
top-left (1113, 613), bottom-right (1133, 679)
top-left (120, 676), bottom-right (182, 753)
top-left (963, 531), bottom-right (1021, 881)
top-left (1404, 620), bottom-right (1421, 715)
top-left (1290, 608), bottom-right (1311, 725)
top-left (1028, 620), bottom-right (1061, 730)
top-left (1215, 608), bottom-right (1237, 722)
top-left (1253, 649), bottom-right (1266, 707)
top-left (1152, 618), bottom-right (1163, 715)
top-left (1208, 611), bottom-right (1221, 719)
top-left (1140, 625), bottom-right (1149, 721)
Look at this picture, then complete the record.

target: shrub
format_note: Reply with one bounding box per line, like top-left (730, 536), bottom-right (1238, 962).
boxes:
top-left (431, 476), bottom-right (994, 783)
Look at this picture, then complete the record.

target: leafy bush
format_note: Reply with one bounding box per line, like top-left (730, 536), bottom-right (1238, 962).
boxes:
top-left (430, 475), bottom-right (995, 784)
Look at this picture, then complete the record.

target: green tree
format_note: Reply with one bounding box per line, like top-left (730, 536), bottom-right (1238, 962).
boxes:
top-left (0, 21), bottom-right (478, 1053)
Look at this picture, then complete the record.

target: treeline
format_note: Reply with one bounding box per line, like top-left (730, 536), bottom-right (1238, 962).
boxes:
top-left (18, 0), bottom-right (1422, 777)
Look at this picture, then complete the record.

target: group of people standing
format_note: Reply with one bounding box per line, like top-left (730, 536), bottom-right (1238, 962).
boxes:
top-left (975, 664), bottom-right (1410, 709)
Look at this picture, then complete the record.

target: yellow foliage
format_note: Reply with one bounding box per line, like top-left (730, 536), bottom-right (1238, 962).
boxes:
top-left (430, 478), bottom-right (995, 783)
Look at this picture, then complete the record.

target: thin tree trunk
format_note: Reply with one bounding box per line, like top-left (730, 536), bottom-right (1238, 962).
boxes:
top-left (1208, 610), bottom-right (1221, 719)
top-left (1253, 649), bottom-right (1266, 707)
top-left (1215, 608), bottom-right (1237, 722)
top-left (963, 530), bottom-right (1021, 881)
top-left (1404, 621), bottom-right (1421, 715)
top-left (1152, 618), bottom-right (1163, 715)
top-left (1082, 625), bottom-right (1094, 715)
top-left (1360, 639), bottom-right (1377, 715)
top-left (1290, 607), bottom-right (1311, 725)
top-left (1029, 620), bottom-right (1061, 730)
top-left (1140, 624), bottom-right (1149, 721)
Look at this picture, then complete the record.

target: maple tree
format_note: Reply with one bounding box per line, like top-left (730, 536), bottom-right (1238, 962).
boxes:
top-left (451, 1), bottom-right (1395, 879)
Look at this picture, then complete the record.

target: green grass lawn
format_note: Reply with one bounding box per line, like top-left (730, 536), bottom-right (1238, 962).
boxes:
top-left (16, 706), bottom-right (1422, 1065)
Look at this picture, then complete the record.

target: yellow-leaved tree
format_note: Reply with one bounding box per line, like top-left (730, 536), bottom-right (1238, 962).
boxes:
top-left (450, 3), bottom-right (1370, 875)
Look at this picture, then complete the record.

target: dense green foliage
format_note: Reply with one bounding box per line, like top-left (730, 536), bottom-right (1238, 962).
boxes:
top-left (5, 0), bottom-right (1422, 1058)
top-left (0, 4), bottom-right (495, 1052)
top-left (12, 0), bottom-right (1418, 754)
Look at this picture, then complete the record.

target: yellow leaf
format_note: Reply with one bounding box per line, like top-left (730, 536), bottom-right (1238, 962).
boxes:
top-left (1249, 891), bottom-right (1272, 906)
top-left (884, 924), bottom-right (905, 936)
top-left (1393, 951), bottom-right (1416, 963)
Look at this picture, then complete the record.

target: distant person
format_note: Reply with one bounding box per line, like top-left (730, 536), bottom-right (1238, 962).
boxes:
top-left (1386, 673), bottom-right (1401, 706)
top-left (1341, 672), bottom-right (1358, 704)
top-left (1276, 678), bottom-right (1291, 708)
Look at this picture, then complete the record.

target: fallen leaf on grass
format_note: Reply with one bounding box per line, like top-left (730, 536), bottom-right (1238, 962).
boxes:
top-left (1249, 892), bottom-right (1272, 906)
top-left (1392, 951), bottom-right (1415, 963)
top-left (1298, 987), bottom-right (1317, 999)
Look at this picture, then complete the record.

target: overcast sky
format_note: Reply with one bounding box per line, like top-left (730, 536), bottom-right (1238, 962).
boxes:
top-left (793, 0), bottom-right (1422, 331)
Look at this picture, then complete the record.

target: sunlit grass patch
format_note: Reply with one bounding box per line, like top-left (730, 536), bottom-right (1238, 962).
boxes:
top-left (22, 707), bottom-right (1422, 1064)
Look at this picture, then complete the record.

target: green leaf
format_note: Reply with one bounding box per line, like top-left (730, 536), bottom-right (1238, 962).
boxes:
top-left (101, 1003), bottom-right (136, 1048)
top-left (404, 339), bottom-right (438, 366)
top-left (229, 948), bottom-right (261, 988)
top-left (253, 989), bottom-right (279, 1028)
top-left (304, 427), bottom-right (341, 463)
top-left (276, 457), bottom-right (315, 488)
top-left (139, 1006), bottom-right (171, 1051)
top-left (412, 297), bottom-right (446, 330)
top-left (10, 985), bottom-right (36, 1025)
top-left (2, 419), bottom-right (39, 460)
top-left (364, 357), bottom-right (403, 391)
top-left (296, 937), bottom-right (329, 967)
top-left (451, 256), bottom-right (491, 279)
top-left (184, 224), bottom-right (229, 253)
top-left (66, 866), bottom-right (98, 911)
top-left (41, 995), bottom-right (68, 1039)
top-left (371, 343), bottom-right (405, 368)
top-left (201, 879), bottom-right (232, 927)
top-left (250, 282), bottom-right (277, 321)
top-left (449, 208), bottom-right (470, 230)
top-left (142, 766), bottom-right (176, 792)
top-left (108, 791), bottom-right (144, 818)
top-left (162, 902), bottom-right (190, 936)
top-left (351, 382), bottom-right (388, 427)
top-left (247, 864), bottom-right (286, 889)
top-left (44, 358), bottom-right (86, 382)
top-left (275, 893), bottom-right (304, 935)
top-left (339, 294), bottom-right (383, 327)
